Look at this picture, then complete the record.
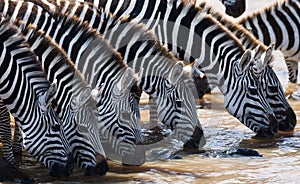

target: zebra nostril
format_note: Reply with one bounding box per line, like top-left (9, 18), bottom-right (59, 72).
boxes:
top-left (51, 124), bottom-right (61, 132)
top-left (268, 114), bottom-right (278, 135)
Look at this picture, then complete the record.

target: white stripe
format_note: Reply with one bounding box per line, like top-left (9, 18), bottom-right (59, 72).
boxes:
top-left (185, 12), bottom-right (203, 61)
top-left (163, 1), bottom-right (173, 49)
top-left (118, 0), bottom-right (136, 18)
top-left (144, 1), bottom-right (160, 29)
top-left (172, 5), bottom-right (189, 57)
top-left (10, 1), bottom-right (22, 22)
top-left (105, 0), bottom-right (113, 13)
top-left (134, 0), bottom-right (149, 22)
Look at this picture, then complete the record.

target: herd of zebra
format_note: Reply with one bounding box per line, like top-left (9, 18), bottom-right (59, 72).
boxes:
top-left (0, 0), bottom-right (299, 179)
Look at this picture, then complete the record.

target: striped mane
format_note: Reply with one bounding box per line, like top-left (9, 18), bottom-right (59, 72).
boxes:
top-left (199, 1), bottom-right (267, 51)
top-left (238, 0), bottom-right (283, 24)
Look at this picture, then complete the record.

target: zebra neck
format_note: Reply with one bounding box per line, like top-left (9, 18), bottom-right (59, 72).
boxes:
top-left (198, 2), bottom-right (267, 51)
top-left (24, 28), bottom-right (89, 117)
top-left (0, 19), bottom-right (50, 121)
top-left (238, 0), bottom-right (300, 52)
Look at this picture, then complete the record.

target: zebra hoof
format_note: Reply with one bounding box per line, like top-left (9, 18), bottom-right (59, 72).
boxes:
top-left (84, 160), bottom-right (109, 176)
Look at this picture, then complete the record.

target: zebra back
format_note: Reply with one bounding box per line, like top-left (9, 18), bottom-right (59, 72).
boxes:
top-left (0, 16), bottom-right (73, 177)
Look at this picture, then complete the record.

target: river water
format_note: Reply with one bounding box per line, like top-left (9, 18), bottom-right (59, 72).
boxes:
top-left (2, 0), bottom-right (300, 183)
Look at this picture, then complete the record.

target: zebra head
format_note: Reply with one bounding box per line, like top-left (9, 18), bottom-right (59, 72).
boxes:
top-left (252, 44), bottom-right (296, 132)
top-left (153, 61), bottom-right (206, 149)
top-left (95, 67), bottom-right (145, 166)
top-left (223, 49), bottom-right (279, 138)
top-left (36, 83), bottom-right (74, 177)
top-left (70, 86), bottom-right (108, 176)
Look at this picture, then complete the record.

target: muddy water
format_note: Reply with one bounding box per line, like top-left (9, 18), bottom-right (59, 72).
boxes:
top-left (3, 0), bottom-right (300, 183)
top-left (2, 91), bottom-right (300, 183)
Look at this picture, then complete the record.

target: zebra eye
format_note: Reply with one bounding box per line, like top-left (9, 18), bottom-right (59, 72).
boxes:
top-left (268, 86), bottom-right (278, 93)
top-left (248, 87), bottom-right (258, 95)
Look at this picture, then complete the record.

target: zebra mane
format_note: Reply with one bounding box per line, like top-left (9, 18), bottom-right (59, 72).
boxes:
top-left (55, 12), bottom-right (128, 70)
top-left (198, 1), bottom-right (268, 51)
top-left (237, 0), bottom-right (283, 25)
top-left (185, 1), bottom-right (245, 54)
top-left (24, 23), bottom-right (90, 87)
top-left (0, 17), bottom-right (51, 94)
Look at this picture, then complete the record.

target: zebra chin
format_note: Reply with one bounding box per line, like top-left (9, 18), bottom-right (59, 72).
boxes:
top-left (278, 107), bottom-right (297, 131)
top-left (254, 114), bottom-right (279, 138)
top-left (48, 153), bottom-right (74, 177)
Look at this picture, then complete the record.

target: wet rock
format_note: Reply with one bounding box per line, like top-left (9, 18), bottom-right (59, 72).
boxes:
top-left (0, 157), bottom-right (34, 184)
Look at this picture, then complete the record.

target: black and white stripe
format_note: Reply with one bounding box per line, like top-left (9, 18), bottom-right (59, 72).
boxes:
top-left (0, 0), bottom-right (145, 166)
top-left (238, 0), bottom-right (300, 84)
top-left (28, 0), bottom-right (206, 149)
top-left (197, 2), bottom-right (296, 131)
top-left (83, 0), bottom-right (280, 137)
top-left (0, 16), bottom-right (73, 177)
top-left (21, 25), bottom-right (108, 175)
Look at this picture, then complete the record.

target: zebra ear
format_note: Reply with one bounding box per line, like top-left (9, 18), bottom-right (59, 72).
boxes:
top-left (71, 86), bottom-right (93, 112)
top-left (169, 61), bottom-right (184, 84)
top-left (264, 43), bottom-right (275, 66)
top-left (39, 83), bottom-right (57, 112)
top-left (114, 68), bottom-right (136, 95)
top-left (45, 83), bottom-right (57, 104)
top-left (239, 50), bottom-right (252, 71)
top-left (254, 45), bottom-right (264, 61)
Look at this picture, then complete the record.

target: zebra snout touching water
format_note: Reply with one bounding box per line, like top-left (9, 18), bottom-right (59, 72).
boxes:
top-left (21, 25), bottom-right (109, 176)
top-left (196, 2), bottom-right (296, 132)
top-left (0, 0), bottom-right (144, 168)
top-left (84, 0), bottom-right (279, 137)
top-left (30, 0), bottom-right (206, 150)
top-left (238, 0), bottom-right (300, 85)
top-left (0, 17), bottom-right (73, 177)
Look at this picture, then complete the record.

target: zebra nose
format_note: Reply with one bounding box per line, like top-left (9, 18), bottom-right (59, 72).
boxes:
top-left (279, 107), bottom-right (296, 131)
top-left (268, 114), bottom-right (278, 136)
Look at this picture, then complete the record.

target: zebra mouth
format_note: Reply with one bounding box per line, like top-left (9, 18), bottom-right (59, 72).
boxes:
top-left (278, 107), bottom-right (296, 131)
top-left (254, 114), bottom-right (278, 138)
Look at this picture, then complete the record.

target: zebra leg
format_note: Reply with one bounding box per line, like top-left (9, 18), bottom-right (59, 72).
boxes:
top-left (0, 100), bottom-right (17, 168)
top-left (12, 123), bottom-right (23, 154)
top-left (285, 59), bottom-right (298, 83)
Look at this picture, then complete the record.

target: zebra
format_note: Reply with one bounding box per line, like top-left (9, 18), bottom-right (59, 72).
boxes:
top-left (0, 99), bottom-right (17, 167)
top-left (26, 0), bottom-right (206, 150)
top-left (194, 2), bottom-right (296, 131)
top-left (191, 0), bottom-right (246, 17)
top-left (238, 0), bottom-right (300, 84)
top-left (68, 0), bottom-right (279, 137)
top-left (0, 16), bottom-right (73, 177)
top-left (21, 24), bottom-right (108, 175)
top-left (0, 0), bottom-right (146, 165)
